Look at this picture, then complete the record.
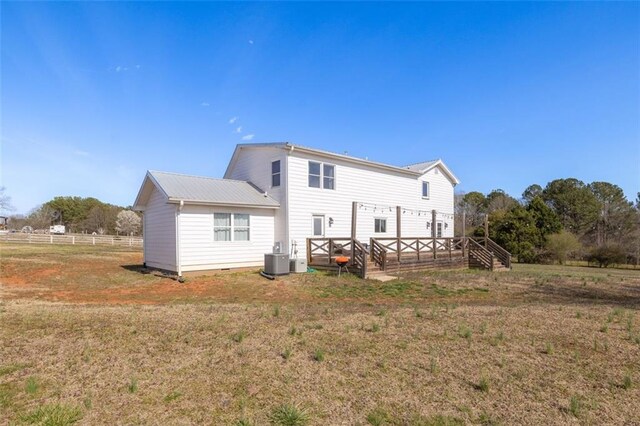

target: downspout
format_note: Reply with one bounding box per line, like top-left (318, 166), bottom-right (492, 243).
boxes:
top-left (285, 145), bottom-right (294, 255)
top-left (176, 200), bottom-right (184, 281)
top-left (142, 211), bottom-right (146, 267)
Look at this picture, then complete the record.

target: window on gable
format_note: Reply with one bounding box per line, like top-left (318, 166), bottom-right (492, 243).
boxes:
top-left (422, 181), bottom-right (430, 198)
top-left (214, 213), bottom-right (250, 242)
top-left (271, 160), bottom-right (281, 187)
top-left (308, 162), bottom-right (321, 188)
top-left (323, 164), bottom-right (335, 190)
top-left (374, 218), bottom-right (387, 233)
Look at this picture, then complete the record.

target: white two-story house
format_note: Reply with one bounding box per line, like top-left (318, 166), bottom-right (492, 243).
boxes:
top-left (133, 142), bottom-right (459, 276)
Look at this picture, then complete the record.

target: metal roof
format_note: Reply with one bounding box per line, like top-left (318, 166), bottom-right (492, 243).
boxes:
top-left (147, 171), bottom-right (279, 208)
top-left (403, 160), bottom-right (439, 173)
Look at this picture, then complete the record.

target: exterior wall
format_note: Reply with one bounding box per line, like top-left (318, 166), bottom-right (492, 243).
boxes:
top-left (143, 186), bottom-right (177, 271)
top-left (286, 152), bottom-right (455, 259)
top-left (225, 147), bottom-right (289, 252)
top-left (178, 205), bottom-right (275, 271)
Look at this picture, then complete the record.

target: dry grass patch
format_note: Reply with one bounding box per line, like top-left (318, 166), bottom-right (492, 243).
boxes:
top-left (1, 244), bottom-right (640, 423)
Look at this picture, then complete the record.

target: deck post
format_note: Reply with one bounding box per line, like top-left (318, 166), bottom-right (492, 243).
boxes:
top-left (351, 202), bottom-right (357, 240)
top-left (484, 214), bottom-right (489, 248)
top-left (432, 209), bottom-right (437, 259)
top-left (461, 211), bottom-right (466, 258)
top-left (396, 206), bottom-right (402, 261)
top-left (328, 239), bottom-right (333, 265)
top-left (306, 238), bottom-right (311, 265)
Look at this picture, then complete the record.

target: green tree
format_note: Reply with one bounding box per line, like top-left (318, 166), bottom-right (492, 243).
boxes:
top-left (587, 182), bottom-right (635, 247)
top-left (522, 184), bottom-right (543, 205)
top-left (526, 196), bottom-right (562, 244)
top-left (542, 178), bottom-right (599, 236)
top-left (490, 206), bottom-right (538, 263)
top-left (485, 189), bottom-right (518, 213)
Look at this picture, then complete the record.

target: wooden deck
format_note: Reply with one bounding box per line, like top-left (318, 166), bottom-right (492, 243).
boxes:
top-left (308, 237), bottom-right (510, 278)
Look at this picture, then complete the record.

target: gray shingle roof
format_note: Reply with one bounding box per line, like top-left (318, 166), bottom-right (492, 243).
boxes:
top-left (148, 171), bottom-right (279, 208)
top-left (403, 160), bottom-right (439, 173)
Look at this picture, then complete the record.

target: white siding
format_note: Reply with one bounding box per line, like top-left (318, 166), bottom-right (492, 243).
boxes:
top-left (143, 186), bottom-right (177, 271)
top-left (178, 205), bottom-right (275, 271)
top-left (286, 152), bottom-right (455, 258)
top-left (225, 147), bottom-right (289, 252)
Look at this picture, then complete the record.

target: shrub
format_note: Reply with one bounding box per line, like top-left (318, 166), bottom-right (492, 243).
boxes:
top-left (586, 245), bottom-right (626, 268)
top-left (545, 231), bottom-right (581, 264)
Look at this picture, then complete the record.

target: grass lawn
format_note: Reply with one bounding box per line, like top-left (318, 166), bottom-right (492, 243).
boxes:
top-left (1, 243), bottom-right (639, 425)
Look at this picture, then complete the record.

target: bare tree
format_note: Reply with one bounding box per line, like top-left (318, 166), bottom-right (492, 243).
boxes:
top-left (26, 205), bottom-right (55, 230)
top-left (0, 187), bottom-right (15, 214)
top-left (115, 210), bottom-right (141, 236)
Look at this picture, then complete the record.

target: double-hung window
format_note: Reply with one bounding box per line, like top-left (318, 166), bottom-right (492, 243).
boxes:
top-left (214, 213), bottom-right (250, 242)
top-left (308, 162), bottom-right (321, 188)
top-left (323, 164), bottom-right (335, 189)
top-left (422, 181), bottom-right (430, 199)
top-left (308, 161), bottom-right (335, 189)
top-left (374, 218), bottom-right (387, 233)
top-left (271, 160), bottom-right (281, 187)
top-left (234, 214), bottom-right (250, 241)
top-left (436, 222), bottom-right (443, 238)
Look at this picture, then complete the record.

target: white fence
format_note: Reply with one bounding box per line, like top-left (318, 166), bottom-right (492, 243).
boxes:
top-left (0, 232), bottom-right (143, 247)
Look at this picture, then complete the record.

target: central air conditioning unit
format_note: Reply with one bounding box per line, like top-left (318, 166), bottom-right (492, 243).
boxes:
top-left (264, 253), bottom-right (290, 275)
top-left (290, 258), bottom-right (307, 273)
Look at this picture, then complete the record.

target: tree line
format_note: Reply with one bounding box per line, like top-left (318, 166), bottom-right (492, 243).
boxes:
top-left (4, 194), bottom-right (141, 236)
top-left (455, 179), bottom-right (640, 267)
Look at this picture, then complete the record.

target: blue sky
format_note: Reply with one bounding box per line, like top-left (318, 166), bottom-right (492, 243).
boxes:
top-left (2, 2), bottom-right (638, 214)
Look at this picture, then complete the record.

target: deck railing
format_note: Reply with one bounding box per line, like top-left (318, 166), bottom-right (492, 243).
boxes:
top-left (307, 237), bottom-right (368, 278)
top-left (370, 237), bottom-right (467, 261)
top-left (473, 237), bottom-right (512, 269)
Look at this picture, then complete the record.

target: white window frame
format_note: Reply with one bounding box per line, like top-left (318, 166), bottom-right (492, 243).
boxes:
top-left (308, 161), bottom-right (321, 188)
top-left (422, 181), bottom-right (430, 199)
top-left (213, 213), bottom-right (251, 242)
top-left (271, 160), bottom-right (281, 187)
top-left (308, 161), bottom-right (336, 190)
top-left (436, 221), bottom-right (443, 238)
top-left (374, 218), bottom-right (387, 233)
top-left (323, 164), bottom-right (335, 190)
top-left (312, 215), bottom-right (324, 237)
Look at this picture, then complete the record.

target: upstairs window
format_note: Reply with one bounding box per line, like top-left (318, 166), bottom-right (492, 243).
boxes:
top-left (308, 162), bottom-right (321, 188)
top-left (271, 160), bottom-right (281, 187)
top-left (374, 218), bottom-right (387, 233)
top-left (308, 161), bottom-right (336, 190)
top-left (323, 164), bottom-right (335, 190)
top-left (422, 181), bottom-right (430, 199)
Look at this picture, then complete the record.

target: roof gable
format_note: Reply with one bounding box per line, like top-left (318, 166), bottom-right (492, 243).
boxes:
top-left (225, 142), bottom-right (460, 181)
top-left (133, 171), bottom-right (280, 210)
top-left (404, 159), bottom-right (460, 185)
